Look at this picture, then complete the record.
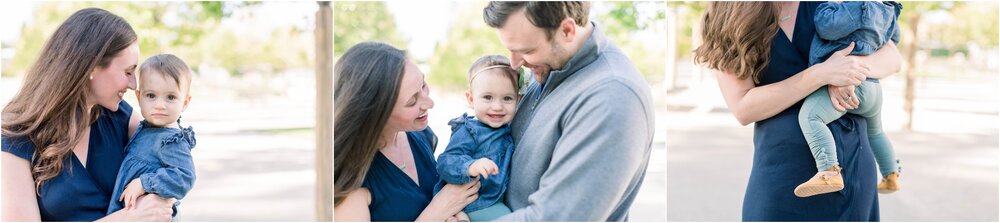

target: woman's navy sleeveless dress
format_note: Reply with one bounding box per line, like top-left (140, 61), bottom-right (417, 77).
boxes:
top-left (362, 128), bottom-right (441, 221)
top-left (1, 101), bottom-right (133, 221)
top-left (742, 2), bottom-right (880, 221)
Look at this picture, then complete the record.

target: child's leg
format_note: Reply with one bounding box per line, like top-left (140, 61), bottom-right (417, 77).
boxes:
top-left (798, 86), bottom-right (848, 172)
top-left (795, 87), bottom-right (849, 197)
top-left (850, 81), bottom-right (899, 177)
top-left (467, 202), bottom-right (512, 221)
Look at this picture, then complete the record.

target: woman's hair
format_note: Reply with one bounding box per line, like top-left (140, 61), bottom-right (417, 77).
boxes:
top-left (467, 55), bottom-right (521, 93)
top-left (333, 42), bottom-right (407, 206)
top-left (1, 8), bottom-right (136, 194)
top-left (693, 2), bottom-right (780, 84)
top-left (139, 54), bottom-right (193, 95)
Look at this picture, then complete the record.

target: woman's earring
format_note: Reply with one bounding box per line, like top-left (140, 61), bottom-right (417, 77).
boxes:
top-left (89, 76), bottom-right (94, 80)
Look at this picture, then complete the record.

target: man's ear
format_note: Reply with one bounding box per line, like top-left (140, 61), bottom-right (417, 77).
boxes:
top-left (464, 90), bottom-right (474, 108)
top-left (558, 18), bottom-right (578, 43)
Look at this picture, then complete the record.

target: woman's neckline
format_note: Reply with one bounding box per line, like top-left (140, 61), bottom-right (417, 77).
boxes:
top-left (777, 1), bottom-right (800, 43)
top-left (378, 132), bottom-right (422, 187)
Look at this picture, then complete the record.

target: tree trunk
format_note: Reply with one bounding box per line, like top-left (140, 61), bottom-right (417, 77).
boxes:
top-left (903, 14), bottom-right (920, 130)
top-left (665, 6), bottom-right (678, 90)
top-left (314, 1), bottom-right (333, 221)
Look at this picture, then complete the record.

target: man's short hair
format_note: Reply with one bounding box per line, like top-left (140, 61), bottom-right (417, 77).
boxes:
top-left (483, 1), bottom-right (590, 40)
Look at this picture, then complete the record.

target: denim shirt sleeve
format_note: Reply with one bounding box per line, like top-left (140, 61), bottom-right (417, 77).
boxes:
top-left (889, 2), bottom-right (902, 43)
top-left (139, 131), bottom-right (196, 199)
top-left (814, 2), bottom-right (864, 41)
top-left (435, 119), bottom-right (478, 185)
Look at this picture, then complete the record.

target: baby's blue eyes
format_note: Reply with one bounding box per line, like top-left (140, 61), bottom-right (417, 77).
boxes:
top-left (479, 95), bottom-right (516, 104)
top-left (144, 93), bottom-right (178, 101)
top-left (481, 96), bottom-right (514, 101)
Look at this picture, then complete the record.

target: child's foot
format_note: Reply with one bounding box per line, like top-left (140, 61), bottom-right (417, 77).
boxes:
top-left (877, 172), bottom-right (900, 194)
top-left (794, 167), bottom-right (845, 197)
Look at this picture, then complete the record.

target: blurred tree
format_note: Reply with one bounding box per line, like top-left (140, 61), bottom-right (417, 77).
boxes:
top-left (597, 1), bottom-right (667, 83)
top-left (425, 2), bottom-right (509, 91)
top-left (897, 2), bottom-right (972, 130)
top-left (6, 2), bottom-right (310, 78)
top-left (664, 2), bottom-right (706, 90)
top-left (425, 1), bottom-right (667, 91)
top-left (333, 2), bottom-right (407, 59)
top-left (666, 1), bottom-right (706, 59)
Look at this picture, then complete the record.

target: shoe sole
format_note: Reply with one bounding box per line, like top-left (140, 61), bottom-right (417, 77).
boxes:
top-left (794, 184), bottom-right (844, 197)
top-left (877, 186), bottom-right (899, 194)
top-left (877, 189), bottom-right (897, 194)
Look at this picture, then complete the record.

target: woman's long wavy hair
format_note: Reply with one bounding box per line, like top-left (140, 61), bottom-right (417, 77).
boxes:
top-left (1, 8), bottom-right (136, 194)
top-left (693, 2), bottom-right (780, 84)
top-left (334, 42), bottom-right (407, 206)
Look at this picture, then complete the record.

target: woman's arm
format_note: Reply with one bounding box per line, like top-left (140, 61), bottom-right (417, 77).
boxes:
top-left (716, 67), bottom-right (822, 126)
top-left (851, 41), bottom-right (902, 79)
top-left (98, 195), bottom-right (175, 222)
top-left (2, 153), bottom-right (42, 221)
top-left (415, 181), bottom-right (479, 221)
top-left (3, 153), bottom-right (173, 222)
top-left (826, 41), bottom-right (903, 111)
top-left (716, 43), bottom-right (869, 125)
top-left (333, 188), bottom-right (372, 221)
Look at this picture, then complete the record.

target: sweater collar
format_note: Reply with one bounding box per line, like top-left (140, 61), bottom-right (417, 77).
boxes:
top-left (540, 21), bottom-right (606, 92)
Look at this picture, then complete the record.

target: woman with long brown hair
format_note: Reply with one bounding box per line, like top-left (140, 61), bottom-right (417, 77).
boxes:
top-left (2, 8), bottom-right (175, 221)
top-left (695, 1), bottom-right (901, 220)
top-left (333, 42), bottom-right (479, 221)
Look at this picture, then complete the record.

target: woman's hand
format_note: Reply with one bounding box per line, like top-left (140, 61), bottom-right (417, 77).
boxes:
top-left (101, 194), bottom-right (174, 222)
top-left (120, 178), bottom-right (146, 210)
top-left (416, 180), bottom-right (480, 221)
top-left (854, 41), bottom-right (902, 79)
top-left (809, 42), bottom-right (869, 87)
top-left (828, 85), bottom-right (860, 111)
top-left (446, 211), bottom-right (471, 222)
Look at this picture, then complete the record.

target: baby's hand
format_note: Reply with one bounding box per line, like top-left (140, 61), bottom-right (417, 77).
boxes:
top-left (467, 158), bottom-right (499, 179)
top-left (120, 178), bottom-right (147, 210)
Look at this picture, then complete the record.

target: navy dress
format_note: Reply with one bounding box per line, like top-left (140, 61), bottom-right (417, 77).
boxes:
top-left (1, 101), bottom-right (133, 221)
top-left (742, 2), bottom-right (880, 221)
top-left (361, 128), bottom-right (441, 221)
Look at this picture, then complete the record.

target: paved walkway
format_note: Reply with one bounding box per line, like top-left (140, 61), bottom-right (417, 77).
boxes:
top-left (664, 61), bottom-right (999, 221)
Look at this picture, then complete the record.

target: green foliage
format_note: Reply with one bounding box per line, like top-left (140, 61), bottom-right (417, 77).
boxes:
top-left (666, 1), bottom-right (706, 59)
top-left (426, 2), bottom-right (509, 91)
top-left (333, 2), bottom-right (408, 59)
top-left (668, 2), bottom-right (998, 62)
top-left (421, 1), bottom-right (666, 90)
top-left (597, 1), bottom-right (666, 82)
top-left (6, 2), bottom-right (308, 77)
top-left (899, 2), bottom-right (999, 52)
